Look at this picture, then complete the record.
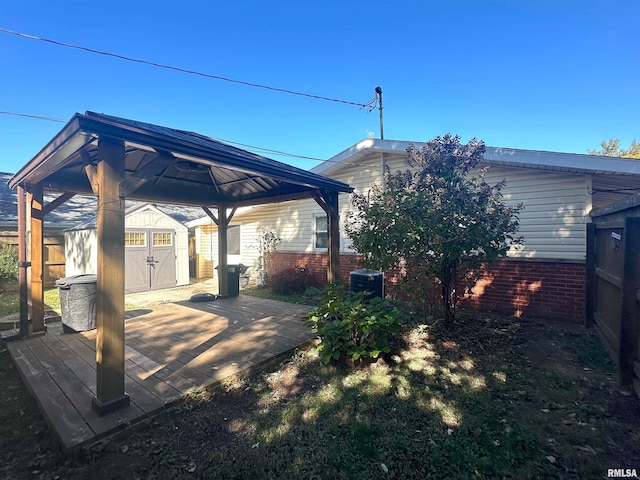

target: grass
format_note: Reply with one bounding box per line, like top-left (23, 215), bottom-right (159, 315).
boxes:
top-left (0, 283), bottom-right (60, 319)
top-left (1, 284), bottom-right (638, 479)
top-left (241, 285), bottom-right (318, 305)
top-left (0, 282), bottom-right (20, 317)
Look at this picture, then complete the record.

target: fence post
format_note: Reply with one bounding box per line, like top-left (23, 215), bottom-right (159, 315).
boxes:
top-left (619, 217), bottom-right (640, 389)
top-left (585, 223), bottom-right (596, 328)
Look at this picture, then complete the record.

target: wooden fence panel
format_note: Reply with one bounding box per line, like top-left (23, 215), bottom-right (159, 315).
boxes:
top-left (0, 231), bottom-right (65, 286)
top-left (588, 197), bottom-right (640, 396)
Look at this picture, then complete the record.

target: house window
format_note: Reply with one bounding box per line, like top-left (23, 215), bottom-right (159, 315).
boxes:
top-left (228, 225), bottom-right (241, 255)
top-left (152, 232), bottom-right (172, 246)
top-left (124, 232), bottom-right (146, 247)
top-left (314, 214), bottom-right (328, 250)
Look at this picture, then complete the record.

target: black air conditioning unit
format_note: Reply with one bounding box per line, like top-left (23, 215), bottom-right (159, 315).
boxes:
top-left (349, 269), bottom-right (383, 299)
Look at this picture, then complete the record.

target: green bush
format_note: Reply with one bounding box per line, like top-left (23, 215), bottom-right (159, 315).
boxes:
top-left (303, 286), bottom-right (323, 297)
top-left (0, 243), bottom-right (18, 291)
top-left (269, 266), bottom-right (318, 295)
top-left (303, 282), bottom-right (404, 364)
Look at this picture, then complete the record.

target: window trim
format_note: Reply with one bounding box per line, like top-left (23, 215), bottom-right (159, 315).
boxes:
top-left (124, 231), bottom-right (147, 247)
top-left (313, 213), bottom-right (328, 251)
top-left (152, 232), bottom-right (173, 247)
top-left (227, 224), bottom-right (242, 256)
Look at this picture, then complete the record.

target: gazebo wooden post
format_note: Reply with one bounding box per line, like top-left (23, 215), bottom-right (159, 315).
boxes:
top-left (325, 191), bottom-right (340, 283)
top-left (29, 183), bottom-right (46, 334)
top-left (91, 136), bottom-right (130, 415)
top-left (217, 204), bottom-right (229, 296)
top-left (17, 186), bottom-right (29, 337)
top-left (205, 204), bottom-right (238, 296)
top-left (313, 190), bottom-right (341, 283)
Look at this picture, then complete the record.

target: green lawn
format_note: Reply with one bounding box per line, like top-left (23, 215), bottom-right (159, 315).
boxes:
top-left (240, 285), bottom-right (319, 305)
top-left (0, 282), bottom-right (60, 318)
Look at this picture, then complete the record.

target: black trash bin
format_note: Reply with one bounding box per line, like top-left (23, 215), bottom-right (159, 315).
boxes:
top-left (55, 274), bottom-right (97, 333)
top-left (216, 264), bottom-right (250, 297)
top-left (227, 265), bottom-right (241, 297)
top-left (350, 269), bottom-right (384, 300)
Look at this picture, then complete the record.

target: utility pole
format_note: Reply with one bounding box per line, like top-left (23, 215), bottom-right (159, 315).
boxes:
top-left (375, 86), bottom-right (384, 139)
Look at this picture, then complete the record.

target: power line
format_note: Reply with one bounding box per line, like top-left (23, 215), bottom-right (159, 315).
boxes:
top-left (0, 109), bottom-right (388, 169)
top-left (0, 109), bottom-right (327, 162)
top-left (0, 111), bottom-right (66, 123)
top-left (0, 27), bottom-right (376, 109)
top-left (208, 137), bottom-right (325, 162)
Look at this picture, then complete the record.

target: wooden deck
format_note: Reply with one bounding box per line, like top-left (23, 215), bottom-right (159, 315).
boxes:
top-left (5, 296), bottom-right (314, 451)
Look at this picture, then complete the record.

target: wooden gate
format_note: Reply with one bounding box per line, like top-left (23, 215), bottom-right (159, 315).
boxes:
top-left (586, 195), bottom-right (640, 397)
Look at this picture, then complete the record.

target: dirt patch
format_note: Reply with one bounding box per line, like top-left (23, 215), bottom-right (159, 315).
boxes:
top-left (509, 318), bottom-right (640, 477)
top-left (1, 311), bottom-right (639, 479)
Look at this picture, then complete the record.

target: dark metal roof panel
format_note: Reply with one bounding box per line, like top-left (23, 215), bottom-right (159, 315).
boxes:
top-left (8, 112), bottom-right (352, 207)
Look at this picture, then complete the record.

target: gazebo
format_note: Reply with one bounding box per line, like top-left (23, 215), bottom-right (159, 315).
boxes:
top-left (8, 111), bottom-right (352, 415)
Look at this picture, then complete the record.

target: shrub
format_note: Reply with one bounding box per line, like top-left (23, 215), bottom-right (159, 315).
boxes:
top-left (303, 286), bottom-right (323, 298)
top-left (303, 282), bottom-right (404, 365)
top-left (0, 243), bottom-right (18, 291)
top-left (269, 265), bottom-right (318, 295)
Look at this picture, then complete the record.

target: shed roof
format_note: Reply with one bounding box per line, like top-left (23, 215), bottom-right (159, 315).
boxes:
top-left (66, 203), bottom-right (190, 232)
top-left (0, 172), bottom-right (203, 229)
top-left (8, 112), bottom-right (352, 207)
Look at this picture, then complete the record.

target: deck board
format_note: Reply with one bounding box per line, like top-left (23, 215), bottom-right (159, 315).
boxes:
top-left (5, 295), bottom-right (314, 451)
top-left (6, 341), bottom-right (95, 450)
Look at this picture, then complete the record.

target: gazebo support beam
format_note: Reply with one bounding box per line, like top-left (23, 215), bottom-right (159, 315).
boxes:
top-left (17, 186), bottom-right (29, 338)
top-left (216, 204), bottom-right (237, 296)
top-left (313, 190), bottom-right (341, 283)
top-left (29, 183), bottom-right (46, 334)
top-left (92, 137), bottom-right (130, 416)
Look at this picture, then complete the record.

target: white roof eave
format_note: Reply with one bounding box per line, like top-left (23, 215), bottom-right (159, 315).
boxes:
top-left (313, 139), bottom-right (640, 177)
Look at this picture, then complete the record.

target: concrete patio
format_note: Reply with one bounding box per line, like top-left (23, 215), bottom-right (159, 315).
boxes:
top-left (5, 295), bottom-right (314, 451)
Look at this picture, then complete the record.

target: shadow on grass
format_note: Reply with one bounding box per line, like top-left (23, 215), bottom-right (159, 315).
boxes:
top-left (95, 314), bottom-right (550, 480)
top-left (3, 309), bottom-right (638, 480)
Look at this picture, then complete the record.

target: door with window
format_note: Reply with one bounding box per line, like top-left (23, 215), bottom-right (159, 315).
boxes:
top-left (125, 229), bottom-right (176, 293)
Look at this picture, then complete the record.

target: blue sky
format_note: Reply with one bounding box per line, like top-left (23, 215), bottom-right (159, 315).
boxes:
top-left (1, 0), bottom-right (638, 174)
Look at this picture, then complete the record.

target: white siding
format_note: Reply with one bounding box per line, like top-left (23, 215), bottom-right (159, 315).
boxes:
top-left (352, 152), bottom-right (590, 260)
top-left (482, 166), bottom-right (589, 260)
top-left (192, 150), bottom-right (592, 268)
top-left (195, 214), bottom-right (266, 280)
top-left (65, 228), bottom-right (97, 276)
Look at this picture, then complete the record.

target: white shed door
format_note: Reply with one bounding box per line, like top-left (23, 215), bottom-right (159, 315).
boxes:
top-left (125, 229), bottom-right (176, 293)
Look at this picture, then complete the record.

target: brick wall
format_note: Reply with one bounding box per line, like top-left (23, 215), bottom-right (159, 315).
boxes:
top-left (271, 252), bottom-right (365, 284)
top-left (271, 253), bottom-right (585, 323)
top-left (463, 259), bottom-right (585, 323)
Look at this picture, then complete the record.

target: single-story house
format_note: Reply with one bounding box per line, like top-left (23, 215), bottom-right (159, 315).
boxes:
top-left (65, 203), bottom-right (191, 293)
top-left (190, 138), bottom-right (640, 322)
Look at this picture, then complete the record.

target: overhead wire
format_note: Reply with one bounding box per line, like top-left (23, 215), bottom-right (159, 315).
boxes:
top-left (0, 109), bottom-right (392, 170)
top-left (0, 111), bottom-right (66, 123)
top-left (0, 28), bottom-right (385, 168)
top-left (0, 27), bottom-right (373, 109)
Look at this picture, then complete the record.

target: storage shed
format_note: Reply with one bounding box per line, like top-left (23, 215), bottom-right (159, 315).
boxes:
top-left (65, 203), bottom-right (189, 293)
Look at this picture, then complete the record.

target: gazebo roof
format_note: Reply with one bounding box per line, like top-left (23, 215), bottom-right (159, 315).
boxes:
top-left (8, 111), bottom-right (352, 205)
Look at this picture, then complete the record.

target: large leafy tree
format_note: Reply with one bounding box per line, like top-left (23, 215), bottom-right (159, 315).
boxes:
top-left (345, 134), bottom-right (523, 327)
top-left (588, 139), bottom-right (640, 158)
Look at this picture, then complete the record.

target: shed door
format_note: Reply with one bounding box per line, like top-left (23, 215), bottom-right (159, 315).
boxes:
top-left (125, 229), bottom-right (176, 293)
top-left (150, 231), bottom-right (176, 291)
